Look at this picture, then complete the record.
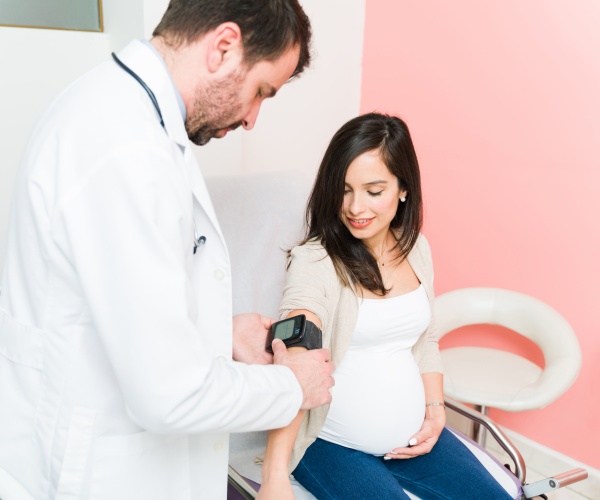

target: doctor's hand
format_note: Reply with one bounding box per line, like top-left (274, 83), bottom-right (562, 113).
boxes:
top-left (232, 313), bottom-right (275, 365)
top-left (271, 339), bottom-right (335, 410)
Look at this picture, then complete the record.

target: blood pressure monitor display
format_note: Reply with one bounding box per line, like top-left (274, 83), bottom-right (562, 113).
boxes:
top-left (265, 314), bottom-right (321, 353)
top-left (273, 315), bottom-right (304, 341)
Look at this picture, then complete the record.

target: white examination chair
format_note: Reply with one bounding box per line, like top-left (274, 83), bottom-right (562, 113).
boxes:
top-left (435, 287), bottom-right (582, 447)
top-left (204, 172), bottom-right (587, 500)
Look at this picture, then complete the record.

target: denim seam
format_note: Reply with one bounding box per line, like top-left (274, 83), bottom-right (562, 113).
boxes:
top-left (295, 461), bottom-right (338, 500)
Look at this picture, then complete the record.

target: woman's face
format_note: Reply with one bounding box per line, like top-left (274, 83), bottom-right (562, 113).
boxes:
top-left (340, 150), bottom-right (407, 251)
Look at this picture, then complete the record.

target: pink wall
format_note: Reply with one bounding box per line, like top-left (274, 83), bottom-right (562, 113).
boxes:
top-left (361, 1), bottom-right (600, 468)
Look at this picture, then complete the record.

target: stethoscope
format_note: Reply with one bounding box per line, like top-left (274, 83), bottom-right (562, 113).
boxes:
top-left (112, 52), bottom-right (206, 255)
top-left (112, 52), bottom-right (165, 129)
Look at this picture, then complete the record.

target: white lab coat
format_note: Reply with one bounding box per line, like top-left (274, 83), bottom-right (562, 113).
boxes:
top-left (0, 40), bottom-right (302, 499)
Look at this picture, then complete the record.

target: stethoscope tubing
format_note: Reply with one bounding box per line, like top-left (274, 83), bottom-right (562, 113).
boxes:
top-left (111, 52), bottom-right (165, 130)
top-left (112, 52), bottom-right (207, 255)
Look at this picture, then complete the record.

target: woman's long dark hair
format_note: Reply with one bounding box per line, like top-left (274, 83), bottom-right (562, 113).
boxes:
top-left (300, 112), bottom-right (423, 295)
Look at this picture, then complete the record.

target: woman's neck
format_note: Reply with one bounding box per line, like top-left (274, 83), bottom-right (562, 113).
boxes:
top-left (367, 230), bottom-right (396, 267)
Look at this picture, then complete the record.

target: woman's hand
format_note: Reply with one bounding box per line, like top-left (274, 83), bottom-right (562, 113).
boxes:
top-left (384, 406), bottom-right (446, 460)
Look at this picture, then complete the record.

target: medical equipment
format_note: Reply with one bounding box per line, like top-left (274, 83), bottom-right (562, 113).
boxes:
top-left (111, 53), bottom-right (165, 130)
top-left (265, 314), bottom-right (322, 352)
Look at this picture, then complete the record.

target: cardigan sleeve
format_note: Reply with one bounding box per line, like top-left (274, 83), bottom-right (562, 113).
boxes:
top-left (411, 235), bottom-right (444, 374)
top-left (278, 242), bottom-right (336, 335)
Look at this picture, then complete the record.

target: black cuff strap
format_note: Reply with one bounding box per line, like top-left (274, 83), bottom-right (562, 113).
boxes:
top-left (301, 320), bottom-right (323, 350)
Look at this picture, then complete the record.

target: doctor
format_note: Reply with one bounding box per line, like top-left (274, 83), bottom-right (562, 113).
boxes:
top-left (0, 1), bottom-right (334, 499)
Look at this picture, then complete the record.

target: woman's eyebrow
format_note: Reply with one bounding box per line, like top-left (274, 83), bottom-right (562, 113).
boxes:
top-left (363, 180), bottom-right (388, 186)
top-left (344, 180), bottom-right (388, 187)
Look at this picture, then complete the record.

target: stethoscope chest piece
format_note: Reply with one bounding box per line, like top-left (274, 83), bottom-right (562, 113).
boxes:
top-left (193, 235), bottom-right (207, 255)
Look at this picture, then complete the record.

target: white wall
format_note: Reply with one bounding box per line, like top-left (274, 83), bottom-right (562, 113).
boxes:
top-left (102, 0), bottom-right (170, 51)
top-left (0, 0), bottom-right (364, 275)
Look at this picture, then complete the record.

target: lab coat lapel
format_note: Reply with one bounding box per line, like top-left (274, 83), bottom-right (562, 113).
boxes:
top-left (183, 146), bottom-right (227, 247)
top-left (116, 40), bottom-right (227, 248)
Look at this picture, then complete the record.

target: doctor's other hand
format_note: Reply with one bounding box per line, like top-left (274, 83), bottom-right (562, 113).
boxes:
top-left (232, 313), bottom-right (275, 365)
top-left (271, 339), bottom-right (335, 410)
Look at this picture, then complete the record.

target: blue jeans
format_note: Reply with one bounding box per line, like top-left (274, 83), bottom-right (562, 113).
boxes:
top-left (292, 428), bottom-right (515, 500)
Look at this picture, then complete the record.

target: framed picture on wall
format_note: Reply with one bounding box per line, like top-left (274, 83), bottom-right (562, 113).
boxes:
top-left (0, 0), bottom-right (103, 32)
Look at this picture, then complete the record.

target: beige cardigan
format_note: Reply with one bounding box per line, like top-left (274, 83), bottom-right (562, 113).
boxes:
top-left (279, 234), bottom-right (444, 472)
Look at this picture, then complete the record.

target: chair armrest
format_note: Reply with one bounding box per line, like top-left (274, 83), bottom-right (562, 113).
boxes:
top-left (444, 396), bottom-right (526, 484)
top-left (522, 468), bottom-right (588, 498)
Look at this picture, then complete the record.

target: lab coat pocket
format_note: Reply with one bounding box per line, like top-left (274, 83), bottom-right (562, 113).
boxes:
top-left (56, 407), bottom-right (97, 500)
top-left (0, 308), bottom-right (44, 369)
top-left (0, 309), bottom-right (44, 449)
top-left (89, 432), bottom-right (190, 500)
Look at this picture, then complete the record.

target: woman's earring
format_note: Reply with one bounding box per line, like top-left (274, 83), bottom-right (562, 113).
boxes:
top-left (400, 196), bottom-right (407, 203)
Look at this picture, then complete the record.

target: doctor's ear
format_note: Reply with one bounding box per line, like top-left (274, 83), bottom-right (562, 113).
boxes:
top-left (206, 22), bottom-right (243, 73)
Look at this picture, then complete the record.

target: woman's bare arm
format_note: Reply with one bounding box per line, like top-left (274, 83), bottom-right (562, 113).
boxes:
top-left (257, 310), bottom-right (323, 499)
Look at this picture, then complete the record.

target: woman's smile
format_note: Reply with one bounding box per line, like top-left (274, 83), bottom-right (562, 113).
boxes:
top-left (347, 217), bottom-right (375, 229)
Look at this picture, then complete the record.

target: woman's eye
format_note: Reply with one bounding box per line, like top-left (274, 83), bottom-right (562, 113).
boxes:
top-left (368, 191), bottom-right (383, 197)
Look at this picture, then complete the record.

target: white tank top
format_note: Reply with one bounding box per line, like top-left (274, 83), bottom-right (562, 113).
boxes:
top-left (318, 284), bottom-right (430, 455)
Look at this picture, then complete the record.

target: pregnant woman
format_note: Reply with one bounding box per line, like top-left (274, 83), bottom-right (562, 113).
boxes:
top-left (257, 113), bottom-right (519, 499)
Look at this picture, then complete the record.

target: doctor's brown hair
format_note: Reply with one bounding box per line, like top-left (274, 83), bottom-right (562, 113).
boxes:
top-left (300, 112), bottom-right (423, 296)
top-left (153, 0), bottom-right (312, 79)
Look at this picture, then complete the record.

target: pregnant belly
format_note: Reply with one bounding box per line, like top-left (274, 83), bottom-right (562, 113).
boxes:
top-left (319, 349), bottom-right (425, 455)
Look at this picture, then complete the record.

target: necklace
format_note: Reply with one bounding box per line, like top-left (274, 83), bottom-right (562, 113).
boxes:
top-left (376, 246), bottom-right (387, 267)
top-left (375, 233), bottom-right (394, 267)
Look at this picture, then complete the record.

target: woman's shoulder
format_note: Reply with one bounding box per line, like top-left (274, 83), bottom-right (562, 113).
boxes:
top-left (414, 233), bottom-right (431, 253)
top-left (288, 239), bottom-right (339, 285)
top-left (408, 233), bottom-right (433, 266)
top-left (290, 238), bottom-right (330, 261)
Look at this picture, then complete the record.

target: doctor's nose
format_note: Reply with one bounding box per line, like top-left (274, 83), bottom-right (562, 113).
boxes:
top-left (241, 101), bottom-right (262, 131)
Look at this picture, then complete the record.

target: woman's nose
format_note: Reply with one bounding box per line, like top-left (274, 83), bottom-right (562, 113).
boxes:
top-left (347, 195), bottom-right (365, 215)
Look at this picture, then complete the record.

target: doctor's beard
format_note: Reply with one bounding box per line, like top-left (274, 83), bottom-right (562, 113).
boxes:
top-left (185, 69), bottom-right (245, 146)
